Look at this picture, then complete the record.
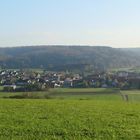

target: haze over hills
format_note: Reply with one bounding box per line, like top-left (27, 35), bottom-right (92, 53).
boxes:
top-left (0, 45), bottom-right (140, 71)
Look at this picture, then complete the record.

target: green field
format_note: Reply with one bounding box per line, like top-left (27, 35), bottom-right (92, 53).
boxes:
top-left (0, 88), bottom-right (140, 101)
top-left (0, 88), bottom-right (121, 100)
top-left (110, 66), bottom-right (140, 73)
top-left (0, 88), bottom-right (140, 139)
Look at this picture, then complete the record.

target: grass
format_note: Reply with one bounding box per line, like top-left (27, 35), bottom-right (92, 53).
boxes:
top-left (0, 88), bottom-right (122, 100)
top-left (1, 88), bottom-right (140, 101)
top-left (49, 88), bottom-right (119, 94)
top-left (121, 90), bottom-right (140, 102)
top-left (0, 88), bottom-right (140, 139)
top-left (0, 86), bottom-right (3, 91)
top-left (110, 66), bottom-right (140, 73)
top-left (0, 99), bottom-right (140, 139)
top-left (47, 88), bottom-right (122, 101)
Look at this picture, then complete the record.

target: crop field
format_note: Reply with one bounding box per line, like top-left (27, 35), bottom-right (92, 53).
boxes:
top-left (0, 88), bottom-right (140, 139)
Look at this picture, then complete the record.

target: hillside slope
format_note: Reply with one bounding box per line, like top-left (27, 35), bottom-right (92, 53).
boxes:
top-left (0, 45), bottom-right (139, 71)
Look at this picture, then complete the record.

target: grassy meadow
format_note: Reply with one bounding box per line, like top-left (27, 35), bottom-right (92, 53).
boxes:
top-left (0, 88), bottom-right (140, 139)
top-left (110, 67), bottom-right (140, 73)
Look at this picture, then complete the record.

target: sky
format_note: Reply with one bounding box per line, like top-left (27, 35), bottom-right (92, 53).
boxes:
top-left (0, 0), bottom-right (140, 48)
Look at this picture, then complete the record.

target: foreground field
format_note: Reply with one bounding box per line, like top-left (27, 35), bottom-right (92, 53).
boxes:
top-left (0, 88), bottom-right (140, 139)
top-left (0, 99), bottom-right (140, 140)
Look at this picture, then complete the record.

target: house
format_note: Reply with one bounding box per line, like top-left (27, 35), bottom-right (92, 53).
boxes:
top-left (63, 78), bottom-right (73, 88)
top-left (54, 83), bottom-right (61, 88)
top-left (3, 85), bottom-right (17, 91)
top-left (117, 71), bottom-right (128, 78)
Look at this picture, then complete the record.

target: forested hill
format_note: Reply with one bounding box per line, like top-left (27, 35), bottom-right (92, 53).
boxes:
top-left (0, 45), bottom-right (140, 71)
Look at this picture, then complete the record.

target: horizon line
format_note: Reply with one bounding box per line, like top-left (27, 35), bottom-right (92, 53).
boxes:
top-left (0, 44), bottom-right (139, 49)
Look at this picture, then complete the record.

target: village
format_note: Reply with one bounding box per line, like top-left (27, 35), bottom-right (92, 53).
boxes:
top-left (0, 69), bottom-right (140, 92)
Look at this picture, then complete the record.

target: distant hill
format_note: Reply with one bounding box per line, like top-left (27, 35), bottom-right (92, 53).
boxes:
top-left (0, 45), bottom-right (140, 71)
top-left (120, 48), bottom-right (140, 57)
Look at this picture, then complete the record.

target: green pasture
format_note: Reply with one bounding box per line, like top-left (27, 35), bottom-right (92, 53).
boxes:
top-left (110, 67), bottom-right (140, 73)
top-left (0, 86), bottom-right (3, 91)
top-left (0, 88), bottom-right (140, 101)
top-left (0, 88), bottom-right (121, 100)
top-left (0, 99), bottom-right (140, 139)
top-left (0, 88), bottom-right (140, 139)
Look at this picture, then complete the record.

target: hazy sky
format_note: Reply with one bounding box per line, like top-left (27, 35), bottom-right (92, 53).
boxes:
top-left (0, 0), bottom-right (140, 48)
